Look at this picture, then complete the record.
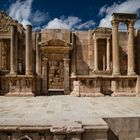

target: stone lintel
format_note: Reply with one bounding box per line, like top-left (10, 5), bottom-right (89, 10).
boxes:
top-left (112, 13), bottom-right (137, 21)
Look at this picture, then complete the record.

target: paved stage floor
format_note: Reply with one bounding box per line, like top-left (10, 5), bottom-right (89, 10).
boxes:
top-left (0, 96), bottom-right (140, 126)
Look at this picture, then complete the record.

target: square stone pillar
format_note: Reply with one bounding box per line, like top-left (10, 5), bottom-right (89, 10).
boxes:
top-left (64, 58), bottom-right (70, 95)
top-left (42, 58), bottom-right (48, 95)
top-left (10, 25), bottom-right (17, 75)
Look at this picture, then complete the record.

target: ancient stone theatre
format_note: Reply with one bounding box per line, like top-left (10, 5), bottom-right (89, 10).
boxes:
top-left (0, 11), bottom-right (140, 97)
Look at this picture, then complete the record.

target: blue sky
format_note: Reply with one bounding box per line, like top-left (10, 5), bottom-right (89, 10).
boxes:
top-left (0, 0), bottom-right (140, 30)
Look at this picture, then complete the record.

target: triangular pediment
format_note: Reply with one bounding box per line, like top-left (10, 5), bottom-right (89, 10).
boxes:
top-left (0, 11), bottom-right (24, 32)
top-left (94, 27), bottom-right (112, 34)
top-left (40, 39), bottom-right (70, 47)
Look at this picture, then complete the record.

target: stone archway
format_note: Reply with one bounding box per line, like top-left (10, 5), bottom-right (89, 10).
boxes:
top-left (40, 39), bottom-right (72, 95)
top-left (111, 13), bottom-right (137, 76)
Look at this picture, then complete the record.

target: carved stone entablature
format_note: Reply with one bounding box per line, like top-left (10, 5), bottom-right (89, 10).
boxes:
top-left (112, 13), bottom-right (137, 22)
top-left (0, 11), bottom-right (24, 33)
top-left (40, 39), bottom-right (72, 56)
top-left (93, 27), bottom-right (112, 39)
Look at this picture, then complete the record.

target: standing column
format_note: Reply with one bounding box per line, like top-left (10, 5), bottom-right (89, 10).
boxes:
top-left (71, 32), bottom-right (76, 76)
top-left (106, 38), bottom-right (110, 71)
top-left (127, 21), bottom-right (136, 75)
top-left (94, 38), bottom-right (98, 71)
top-left (36, 32), bottom-right (41, 75)
top-left (64, 58), bottom-right (70, 94)
top-left (0, 39), bottom-right (2, 69)
top-left (42, 58), bottom-right (48, 94)
top-left (26, 25), bottom-right (32, 75)
top-left (112, 20), bottom-right (120, 75)
top-left (10, 25), bottom-right (17, 75)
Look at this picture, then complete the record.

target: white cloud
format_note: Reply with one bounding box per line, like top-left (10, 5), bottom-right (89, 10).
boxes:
top-left (99, 0), bottom-right (140, 28)
top-left (45, 16), bottom-right (95, 30)
top-left (7, 0), bottom-right (48, 27)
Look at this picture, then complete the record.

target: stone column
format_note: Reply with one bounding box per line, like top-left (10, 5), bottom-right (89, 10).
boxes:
top-left (71, 32), bottom-right (76, 76)
top-left (36, 32), bottom-right (41, 75)
top-left (0, 39), bottom-right (2, 69)
top-left (94, 38), bottom-right (98, 71)
top-left (64, 58), bottom-right (70, 94)
top-left (42, 58), bottom-right (48, 94)
top-left (10, 25), bottom-right (17, 75)
top-left (127, 21), bottom-right (136, 75)
top-left (25, 25), bottom-right (32, 75)
top-left (106, 38), bottom-right (110, 71)
top-left (112, 20), bottom-right (120, 75)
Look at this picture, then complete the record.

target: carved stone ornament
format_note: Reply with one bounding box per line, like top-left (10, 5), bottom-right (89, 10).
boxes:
top-left (0, 11), bottom-right (24, 32)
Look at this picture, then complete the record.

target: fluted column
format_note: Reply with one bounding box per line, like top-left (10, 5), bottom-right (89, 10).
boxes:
top-left (106, 38), bottom-right (110, 71)
top-left (127, 20), bottom-right (136, 75)
top-left (64, 58), bottom-right (70, 94)
top-left (112, 20), bottom-right (120, 75)
top-left (10, 25), bottom-right (17, 75)
top-left (26, 25), bottom-right (32, 75)
top-left (36, 32), bottom-right (41, 75)
top-left (94, 38), bottom-right (98, 71)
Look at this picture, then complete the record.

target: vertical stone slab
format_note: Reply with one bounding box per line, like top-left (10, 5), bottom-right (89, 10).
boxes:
top-left (26, 25), bottom-right (32, 75)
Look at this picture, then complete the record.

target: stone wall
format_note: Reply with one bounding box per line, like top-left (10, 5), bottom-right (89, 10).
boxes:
top-left (75, 31), bottom-right (90, 75)
top-left (41, 29), bottom-right (70, 43)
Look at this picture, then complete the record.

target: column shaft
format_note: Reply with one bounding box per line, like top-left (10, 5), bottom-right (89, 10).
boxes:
top-left (10, 25), bottom-right (17, 74)
top-left (112, 20), bottom-right (120, 75)
top-left (106, 38), bottom-right (110, 71)
top-left (127, 21), bottom-right (135, 75)
top-left (36, 33), bottom-right (41, 75)
top-left (94, 38), bottom-right (98, 71)
top-left (64, 58), bottom-right (70, 94)
top-left (42, 59), bottom-right (48, 94)
top-left (0, 39), bottom-right (2, 69)
top-left (26, 25), bottom-right (32, 75)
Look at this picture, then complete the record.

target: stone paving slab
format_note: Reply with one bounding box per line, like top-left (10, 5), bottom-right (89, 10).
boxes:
top-left (0, 96), bottom-right (140, 127)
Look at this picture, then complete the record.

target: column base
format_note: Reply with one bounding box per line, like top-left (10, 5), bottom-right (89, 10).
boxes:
top-left (111, 92), bottom-right (137, 97)
top-left (127, 71), bottom-right (136, 76)
top-left (112, 72), bottom-right (120, 76)
top-left (9, 71), bottom-right (17, 75)
top-left (6, 92), bottom-right (34, 96)
top-left (79, 92), bottom-right (104, 97)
